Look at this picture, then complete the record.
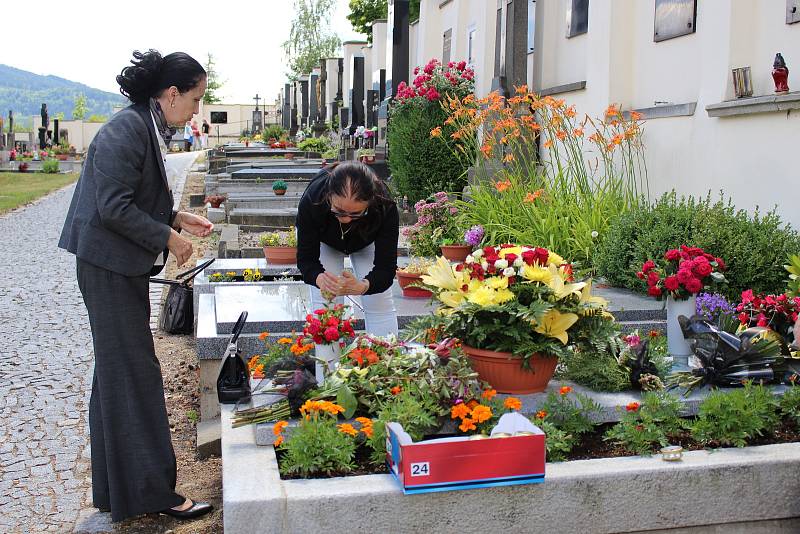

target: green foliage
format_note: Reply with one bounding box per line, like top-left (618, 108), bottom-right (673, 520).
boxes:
top-left (691, 382), bottom-right (780, 447)
top-left (203, 53), bottom-right (224, 104)
top-left (283, 0), bottom-right (342, 80)
top-left (279, 413), bottom-right (356, 476)
top-left (387, 103), bottom-right (469, 203)
top-left (72, 93), bottom-right (87, 120)
top-left (272, 180), bottom-right (288, 191)
top-left (87, 114), bottom-right (107, 123)
top-left (53, 111), bottom-right (65, 120)
top-left (779, 383), bottom-right (800, 425)
top-left (259, 227), bottom-right (298, 247)
top-left (297, 136), bottom-right (330, 153)
top-left (261, 124), bottom-right (287, 142)
top-left (538, 387), bottom-right (600, 437)
top-left (556, 316), bottom-right (630, 392)
top-left (186, 409), bottom-right (199, 424)
top-left (786, 254), bottom-right (800, 297)
top-left (41, 159), bottom-right (59, 174)
top-left (535, 418), bottom-right (576, 462)
top-left (604, 392), bottom-right (686, 455)
top-left (595, 191), bottom-right (800, 300)
top-left (367, 391), bottom-right (439, 465)
top-left (346, 0), bottom-right (420, 42)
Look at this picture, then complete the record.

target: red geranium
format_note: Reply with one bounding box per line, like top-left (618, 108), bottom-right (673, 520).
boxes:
top-left (638, 245), bottom-right (727, 301)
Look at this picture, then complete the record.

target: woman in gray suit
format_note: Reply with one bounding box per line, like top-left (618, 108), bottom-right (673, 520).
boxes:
top-left (59, 50), bottom-right (214, 522)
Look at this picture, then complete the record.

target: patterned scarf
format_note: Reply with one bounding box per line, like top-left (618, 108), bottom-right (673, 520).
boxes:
top-left (148, 98), bottom-right (176, 144)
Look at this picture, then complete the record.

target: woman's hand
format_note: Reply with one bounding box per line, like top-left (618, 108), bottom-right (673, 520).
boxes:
top-left (336, 271), bottom-right (369, 296)
top-left (174, 211), bottom-right (214, 237)
top-left (167, 229), bottom-right (193, 267)
top-left (316, 272), bottom-right (340, 298)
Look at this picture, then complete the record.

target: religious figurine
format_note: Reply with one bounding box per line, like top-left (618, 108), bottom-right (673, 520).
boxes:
top-left (772, 53), bottom-right (790, 94)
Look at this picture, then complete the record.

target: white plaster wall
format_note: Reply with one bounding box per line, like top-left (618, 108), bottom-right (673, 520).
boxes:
top-left (537, 0), bottom-right (587, 92)
top-left (342, 42), bottom-right (367, 108)
top-left (372, 21), bottom-right (388, 91)
top-left (410, 21), bottom-right (419, 77)
top-left (416, 0), bottom-right (442, 67)
top-left (361, 44), bottom-right (374, 97)
top-left (325, 58), bottom-right (341, 107)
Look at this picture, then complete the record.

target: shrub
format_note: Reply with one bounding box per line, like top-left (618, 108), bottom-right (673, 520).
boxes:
top-left (537, 385), bottom-right (599, 437)
top-left (531, 415), bottom-right (576, 462)
top-left (388, 59), bottom-right (475, 202)
top-left (779, 382), bottom-right (800, 425)
top-left (367, 391), bottom-right (438, 465)
top-left (690, 381), bottom-right (780, 447)
top-left (272, 180), bottom-right (288, 191)
top-left (297, 136), bottom-right (330, 154)
top-left (604, 392), bottom-right (686, 455)
top-left (261, 124), bottom-right (286, 143)
top-left (278, 402), bottom-right (356, 477)
top-left (41, 159), bottom-right (59, 174)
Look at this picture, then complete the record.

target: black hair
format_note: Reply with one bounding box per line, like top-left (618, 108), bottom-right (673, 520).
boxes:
top-left (324, 161), bottom-right (394, 237)
top-left (116, 50), bottom-right (206, 104)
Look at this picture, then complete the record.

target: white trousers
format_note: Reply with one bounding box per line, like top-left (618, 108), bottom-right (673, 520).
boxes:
top-left (309, 242), bottom-right (398, 337)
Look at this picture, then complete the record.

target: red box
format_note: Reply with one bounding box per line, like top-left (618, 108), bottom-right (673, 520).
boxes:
top-left (386, 423), bottom-right (546, 494)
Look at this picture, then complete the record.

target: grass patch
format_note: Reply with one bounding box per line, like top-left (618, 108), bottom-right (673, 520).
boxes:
top-left (0, 172), bottom-right (79, 214)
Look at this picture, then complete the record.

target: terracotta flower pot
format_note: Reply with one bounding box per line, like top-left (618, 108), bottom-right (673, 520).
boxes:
top-left (263, 246), bottom-right (297, 264)
top-left (396, 271), bottom-right (432, 298)
top-left (56, 154), bottom-right (68, 161)
top-left (440, 245), bottom-right (472, 262)
top-left (461, 345), bottom-right (558, 394)
top-left (274, 189), bottom-right (287, 196)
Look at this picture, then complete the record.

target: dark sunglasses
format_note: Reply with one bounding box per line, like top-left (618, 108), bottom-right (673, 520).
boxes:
top-left (330, 206), bottom-right (369, 219)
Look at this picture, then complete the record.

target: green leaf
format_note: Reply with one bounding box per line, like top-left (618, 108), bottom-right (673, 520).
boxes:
top-left (336, 385), bottom-right (358, 419)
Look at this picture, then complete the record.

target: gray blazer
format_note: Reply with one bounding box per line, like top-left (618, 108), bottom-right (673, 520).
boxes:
top-left (59, 103), bottom-right (177, 276)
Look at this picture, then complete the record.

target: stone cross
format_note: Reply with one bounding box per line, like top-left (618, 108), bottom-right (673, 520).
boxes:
top-left (491, 0), bottom-right (528, 97)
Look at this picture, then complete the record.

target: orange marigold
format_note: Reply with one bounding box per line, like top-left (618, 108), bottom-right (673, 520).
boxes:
top-left (390, 385), bottom-right (403, 395)
top-left (559, 386), bottom-right (573, 396)
top-left (337, 423), bottom-right (358, 437)
top-left (535, 410), bottom-right (547, 419)
top-left (355, 417), bottom-right (373, 427)
top-left (625, 402), bottom-right (640, 412)
top-left (451, 403), bottom-right (471, 420)
top-left (467, 399), bottom-right (479, 409)
top-left (278, 337), bottom-right (293, 345)
top-left (273, 420), bottom-right (289, 436)
top-left (459, 418), bottom-right (477, 433)
top-left (258, 331), bottom-right (269, 341)
top-left (471, 404), bottom-right (493, 423)
top-left (504, 397), bottom-right (522, 411)
top-left (481, 389), bottom-right (497, 400)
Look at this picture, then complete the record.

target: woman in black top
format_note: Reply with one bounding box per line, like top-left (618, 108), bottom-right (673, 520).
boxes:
top-left (296, 161), bottom-right (399, 336)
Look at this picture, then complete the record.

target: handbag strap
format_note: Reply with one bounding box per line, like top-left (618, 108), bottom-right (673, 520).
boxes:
top-left (149, 278), bottom-right (182, 286)
top-left (229, 311), bottom-right (248, 345)
top-left (176, 258), bottom-right (215, 282)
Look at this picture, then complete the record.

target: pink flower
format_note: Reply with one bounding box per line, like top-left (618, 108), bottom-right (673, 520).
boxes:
top-left (425, 87), bottom-right (440, 101)
top-left (665, 249), bottom-right (681, 261)
top-left (624, 334), bottom-right (641, 347)
top-left (457, 61), bottom-right (467, 71)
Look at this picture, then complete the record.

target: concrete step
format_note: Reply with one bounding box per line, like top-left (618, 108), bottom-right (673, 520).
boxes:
top-left (229, 208), bottom-right (298, 226)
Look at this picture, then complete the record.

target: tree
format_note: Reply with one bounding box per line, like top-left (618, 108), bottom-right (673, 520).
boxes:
top-left (346, 0), bottom-right (421, 43)
top-left (282, 0), bottom-right (341, 80)
top-left (203, 53), bottom-right (223, 104)
top-left (72, 93), bottom-right (87, 120)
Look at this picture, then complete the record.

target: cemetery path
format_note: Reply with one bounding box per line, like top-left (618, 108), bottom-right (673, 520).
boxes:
top-left (0, 151), bottom-right (198, 533)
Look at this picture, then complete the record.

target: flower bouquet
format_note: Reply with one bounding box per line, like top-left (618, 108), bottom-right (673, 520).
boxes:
top-left (736, 290), bottom-right (800, 349)
top-left (302, 303), bottom-right (356, 382)
top-left (420, 244), bottom-right (609, 393)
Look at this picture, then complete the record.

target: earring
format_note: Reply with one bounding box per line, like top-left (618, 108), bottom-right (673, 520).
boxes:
top-left (170, 102), bottom-right (175, 108)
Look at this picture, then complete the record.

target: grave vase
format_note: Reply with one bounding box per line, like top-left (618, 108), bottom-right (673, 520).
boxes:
top-left (314, 343), bottom-right (342, 384)
top-left (667, 295), bottom-right (696, 361)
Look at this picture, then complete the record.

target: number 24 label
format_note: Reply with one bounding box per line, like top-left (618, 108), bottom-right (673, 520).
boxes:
top-left (410, 462), bottom-right (430, 477)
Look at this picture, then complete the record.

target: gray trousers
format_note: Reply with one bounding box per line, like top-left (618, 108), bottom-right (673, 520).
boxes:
top-left (77, 259), bottom-right (183, 521)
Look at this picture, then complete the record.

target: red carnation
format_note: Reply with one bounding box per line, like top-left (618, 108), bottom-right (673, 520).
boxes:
top-left (647, 286), bottom-right (663, 297)
top-left (663, 275), bottom-right (680, 291)
top-left (646, 271), bottom-right (660, 286)
top-left (326, 317), bottom-right (339, 327)
top-left (521, 250), bottom-right (536, 265)
top-left (533, 247), bottom-right (550, 265)
top-left (323, 326), bottom-right (340, 342)
top-left (684, 277), bottom-right (703, 294)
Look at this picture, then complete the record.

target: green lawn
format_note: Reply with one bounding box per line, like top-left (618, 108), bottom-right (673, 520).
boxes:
top-left (0, 172), bottom-right (79, 214)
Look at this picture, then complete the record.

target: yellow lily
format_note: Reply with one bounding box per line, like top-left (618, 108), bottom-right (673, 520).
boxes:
top-left (421, 256), bottom-right (464, 291)
top-left (579, 280), bottom-right (608, 308)
top-left (533, 309), bottom-right (579, 344)
top-left (547, 264), bottom-right (586, 300)
top-left (440, 290), bottom-right (466, 308)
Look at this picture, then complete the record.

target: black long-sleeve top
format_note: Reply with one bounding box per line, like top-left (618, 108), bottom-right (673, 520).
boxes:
top-left (296, 170), bottom-right (399, 295)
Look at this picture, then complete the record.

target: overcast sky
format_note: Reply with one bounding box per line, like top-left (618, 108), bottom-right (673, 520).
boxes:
top-left (1, 0), bottom-right (366, 104)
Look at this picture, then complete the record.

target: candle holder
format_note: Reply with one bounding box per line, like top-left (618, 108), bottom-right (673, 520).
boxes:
top-left (731, 67), bottom-right (753, 98)
top-left (660, 445), bottom-right (683, 461)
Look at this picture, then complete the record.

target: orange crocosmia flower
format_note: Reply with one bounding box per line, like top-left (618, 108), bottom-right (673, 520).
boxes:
top-left (543, 139), bottom-right (553, 149)
top-left (451, 403), bottom-right (471, 420)
top-left (481, 389), bottom-right (497, 400)
top-left (451, 131), bottom-right (463, 140)
top-left (337, 423), bottom-right (358, 437)
top-left (273, 435), bottom-right (284, 447)
top-left (273, 420), bottom-right (289, 436)
top-left (611, 134), bottom-right (624, 145)
top-left (630, 110), bottom-right (643, 121)
top-left (556, 130), bottom-right (567, 141)
top-left (503, 153), bottom-right (515, 163)
top-left (466, 399), bottom-right (479, 409)
top-left (564, 106), bottom-right (577, 118)
top-left (535, 410), bottom-right (547, 419)
top-left (494, 179), bottom-right (512, 192)
top-left (504, 397), bottom-right (522, 411)
top-left (390, 385), bottom-right (403, 395)
top-left (515, 84), bottom-right (529, 94)
top-left (258, 332), bottom-right (269, 341)
top-left (559, 386), bottom-right (573, 396)
top-left (573, 128), bottom-right (584, 137)
top-left (524, 189), bottom-right (543, 203)
top-left (471, 405), bottom-right (493, 423)
top-left (459, 418), bottom-right (477, 433)
top-left (430, 126), bottom-right (442, 138)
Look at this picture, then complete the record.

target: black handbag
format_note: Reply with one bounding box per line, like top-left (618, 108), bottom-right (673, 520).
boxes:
top-left (217, 311), bottom-right (251, 404)
top-left (150, 258), bottom-right (215, 335)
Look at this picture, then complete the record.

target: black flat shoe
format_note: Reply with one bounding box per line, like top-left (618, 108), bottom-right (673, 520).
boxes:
top-left (160, 500), bottom-right (213, 519)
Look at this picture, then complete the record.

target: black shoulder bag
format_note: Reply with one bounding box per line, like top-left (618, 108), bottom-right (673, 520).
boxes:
top-left (150, 258), bottom-right (215, 335)
top-left (217, 311), bottom-right (251, 404)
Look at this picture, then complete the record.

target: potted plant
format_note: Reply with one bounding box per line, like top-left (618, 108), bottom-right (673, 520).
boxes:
top-left (204, 194), bottom-right (227, 209)
top-left (396, 258), bottom-right (435, 298)
top-left (301, 302), bottom-right (356, 382)
top-left (402, 192), bottom-right (469, 260)
top-left (259, 227), bottom-right (298, 264)
top-left (272, 180), bottom-right (288, 196)
top-left (421, 245), bottom-right (609, 393)
top-left (637, 246), bottom-right (727, 359)
top-left (18, 162), bottom-right (29, 173)
top-left (356, 148), bottom-right (375, 164)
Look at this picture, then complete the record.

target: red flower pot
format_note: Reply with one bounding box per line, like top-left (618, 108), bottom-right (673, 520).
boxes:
top-left (396, 271), bottom-right (432, 298)
top-left (274, 189), bottom-right (287, 196)
top-left (263, 246), bottom-right (297, 264)
top-left (461, 345), bottom-right (558, 394)
top-left (440, 245), bottom-right (472, 262)
top-left (56, 154), bottom-right (68, 161)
